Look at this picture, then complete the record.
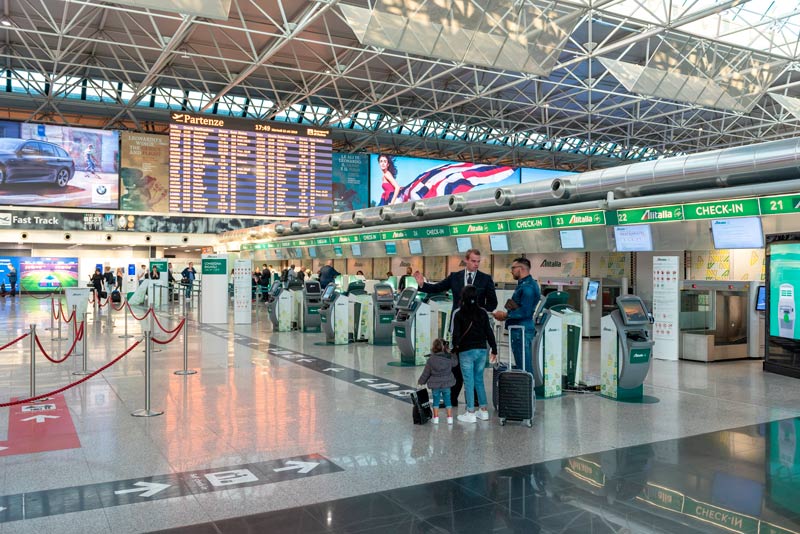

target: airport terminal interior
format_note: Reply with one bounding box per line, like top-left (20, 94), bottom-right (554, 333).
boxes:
top-left (2, 0), bottom-right (800, 533)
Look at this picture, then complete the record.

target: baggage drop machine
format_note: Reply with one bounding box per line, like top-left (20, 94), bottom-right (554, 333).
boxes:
top-left (600, 296), bottom-right (655, 401)
top-left (369, 283), bottom-right (395, 345)
top-left (320, 284), bottom-right (348, 344)
top-left (301, 281), bottom-right (322, 333)
top-left (346, 280), bottom-right (370, 342)
top-left (390, 288), bottom-right (430, 366)
top-left (426, 292), bottom-right (453, 343)
top-left (531, 291), bottom-right (583, 398)
top-left (287, 279), bottom-right (305, 330)
top-left (268, 282), bottom-right (293, 331)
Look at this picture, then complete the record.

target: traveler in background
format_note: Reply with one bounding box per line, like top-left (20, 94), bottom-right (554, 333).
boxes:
top-left (115, 267), bottom-right (124, 292)
top-left (90, 268), bottom-right (104, 299)
top-left (398, 266), bottom-right (413, 291)
top-left (319, 260), bottom-right (340, 289)
top-left (7, 266), bottom-right (17, 297)
top-left (137, 264), bottom-right (147, 286)
top-left (452, 285), bottom-right (497, 423)
top-left (414, 248), bottom-right (498, 407)
top-left (149, 265), bottom-right (160, 280)
top-left (181, 262), bottom-right (196, 298)
top-left (287, 264), bottom-right (297, 283)
top-left (493, 257), bottom-right (540, 373)
top-left (103, 265), bottom-right (115, 291)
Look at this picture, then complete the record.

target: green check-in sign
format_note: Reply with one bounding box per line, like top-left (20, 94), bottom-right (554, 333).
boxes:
top-left (616, 205), bottom-right (683, 225)
top-left (683, 199), bottom-right (760, 220)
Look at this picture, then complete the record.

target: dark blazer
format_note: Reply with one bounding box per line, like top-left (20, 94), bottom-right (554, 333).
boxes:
top-left (420, 270), bottom-right (498, 312)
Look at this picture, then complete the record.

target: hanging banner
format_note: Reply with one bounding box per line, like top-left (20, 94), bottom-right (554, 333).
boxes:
top-left (233, 259), bottom-right (252, 324)
top-left (201, 254), bottom-right (228, 324)
top-left (652, 256), bottom-right (680, 360)
top-left (120, 132), bottom-right (170, 212)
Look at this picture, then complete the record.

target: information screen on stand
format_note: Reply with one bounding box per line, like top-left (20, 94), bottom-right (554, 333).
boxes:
top-left (168, 113), bottom-right (333, 217)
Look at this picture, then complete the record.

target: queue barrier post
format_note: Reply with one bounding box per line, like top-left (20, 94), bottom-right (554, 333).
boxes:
top-left (148, 310), bottom-right (162, 353)
top-left (72, 312), bottom-right (93, 376)
top-left (29, 324), bottom-right (36, 399)
top-left (119, 301), bottom-right (134, 339)
top-left (46, 298), bottom-right (56, 332)
top-left (174, 315), bottom-right (196, 376)
top-left (131, 329), bottom-right (163, 418)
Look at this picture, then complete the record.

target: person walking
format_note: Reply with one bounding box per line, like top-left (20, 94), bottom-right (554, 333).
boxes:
top-left (414, 248), bottom-right (498, 406)
top-left (181, 262), bottom-right (197, 298)
top-left (452, 285), bottom-right (498, 423)
top-left (492, 257), bottom-right (541, 373)
top-left (7, 266), bottom-right (17, 297)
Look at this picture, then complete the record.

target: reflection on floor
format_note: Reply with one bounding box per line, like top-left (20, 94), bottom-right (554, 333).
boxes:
top-left (156, 417), bottom-right (800, 534)
top-left (0, 295), bottom-right (798, 533)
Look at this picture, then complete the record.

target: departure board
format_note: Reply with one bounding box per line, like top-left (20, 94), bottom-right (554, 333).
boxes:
top-left (168, 112), bottom-right (333, 217)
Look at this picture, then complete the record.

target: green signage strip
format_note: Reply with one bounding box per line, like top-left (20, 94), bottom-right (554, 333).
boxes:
top-left (682, 198), bottom-right (760, 220)
top-left (640, 484), bottom-right (684, 513)
top-left (552, 210), bottom-right (606, 228)
top-left (759, 194), bottom-right (800, 216)
top-left (450, 220), bottom-right (508, 235)
top-left (381, 230), bottom-right (409, 241)
top-left (332, 234), bottom-right (361, 244)
top-left (565, 457), bottom-right (605, 487)
top-left (508, 215), bottom-right (552, 231)
top-left (202, 258), bottom-right (227, 275)
top-left (616, 205), bottom-right (684, 225)
top-left (360, 232), bottom-right (380, 242)
top-left (407, 225), bottom-right (451, 238)
top-left (683, 496), bottom-right (758, 534)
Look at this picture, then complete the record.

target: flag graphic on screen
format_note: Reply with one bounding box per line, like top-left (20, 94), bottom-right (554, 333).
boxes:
top-left (398, 162), bottom-right (515, 202)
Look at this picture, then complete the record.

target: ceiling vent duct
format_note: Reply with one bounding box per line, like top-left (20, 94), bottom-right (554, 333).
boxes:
top-left (380, 203), bottom-right (416, 222)
top-left (412, 197), bottom-right (452, 218)
top-left (448, 188), bottom-right (501, 214)
top-left (360, 207), bottom-right (384, 225)
top-left (308, 218), bottom-right (320, 230)
top-left (495, 179), bottom-right (563, 209)
top-left (274, 224), bottom-right (286, 235)
top-left (290, 222), bottom-right (302, 233)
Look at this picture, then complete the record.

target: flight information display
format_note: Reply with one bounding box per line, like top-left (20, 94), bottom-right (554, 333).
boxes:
top-left (168, 112), bottom-right (333, 216)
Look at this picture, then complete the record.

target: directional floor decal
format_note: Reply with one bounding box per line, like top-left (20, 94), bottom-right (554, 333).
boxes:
top-left (0, 453), bottom-right (342, 524)
top-left (196, 322), bottom-right (417, 403)
top-left (0, 394), bottom-right (80, 456)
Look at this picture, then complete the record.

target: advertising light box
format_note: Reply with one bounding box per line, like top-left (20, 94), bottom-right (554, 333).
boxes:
top-left (20, 257), bottom-right (79, 292)
top-left (0, 121), bottom-right (119, 209)
top-left (769, 242), bottom-right (800, 340)
top-left (370, 154), bottom-right (519, 206)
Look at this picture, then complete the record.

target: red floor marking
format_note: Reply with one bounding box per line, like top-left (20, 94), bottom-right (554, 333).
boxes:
top-left (0, 394), bottom-right (81, 456)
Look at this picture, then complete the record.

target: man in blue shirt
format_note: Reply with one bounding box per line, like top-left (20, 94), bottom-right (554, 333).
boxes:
top-left (318, 260), bottom-right (340, 289)
top-left (181, 262), bottom-right (197, 298)
top-left (492, 257), bottom-right (540, 372)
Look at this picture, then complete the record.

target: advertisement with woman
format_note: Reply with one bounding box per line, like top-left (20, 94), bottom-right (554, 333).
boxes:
top-left (370, 154), bottom-right (520, 207)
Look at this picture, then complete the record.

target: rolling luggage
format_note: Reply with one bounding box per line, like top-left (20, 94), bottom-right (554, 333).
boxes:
top-left (410, 388), bottom-right (433, 425)
top-left (111, 290), bottom-right (121, 303)
top-left (497, 325), bottom-right (535, 427)
top-left (99, 290), bottom-right (108, 299)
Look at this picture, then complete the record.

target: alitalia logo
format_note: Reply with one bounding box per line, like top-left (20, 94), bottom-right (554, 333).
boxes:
top-left (467, 224), bottom-right (485, 232)
top-left (391, 231), bottom-right (404, 238)
top-left (569, 215), bottom-right (593, 224)
top-left (642, 209), bottom-right (676, 220)
top-left (541, 259), bottom-right (562, 268)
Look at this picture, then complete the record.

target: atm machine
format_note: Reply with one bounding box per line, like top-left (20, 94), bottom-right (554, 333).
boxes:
top-left (301, 280), bottom-right (322, 333)
top-left (600, 296), bottom-right (655, 401)
top-left (531, 291), bottom-right (582, 398)
top-left (320, 284), bottom-right (348, 344)
top-left (391, 288), bottom-right (430, 366)
top-left (268, 282), bottom-right (293, 332)
top-left (369, 283), bottom-right (395, 345)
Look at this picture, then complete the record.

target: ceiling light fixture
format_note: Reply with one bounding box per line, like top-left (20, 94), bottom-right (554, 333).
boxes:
top-left (0, 16), bottom-right (13, 27)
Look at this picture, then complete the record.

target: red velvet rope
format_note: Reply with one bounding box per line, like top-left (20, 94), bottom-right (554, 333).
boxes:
top-left (152, 313), bottom-right (183, 334)
top-left (88, 292), bottom-right (95, 304)
top-left (52, 299), bottom-right (61, 321)
top-left (0, 339), bottom-right (142, 408)
top-left (111, 297), bottom-right (126, 311)
top-left (126, 303), bottom-right (152, 321)
top-left (151, 319), bottom-right (185, 345)
top-left (0, 332), bottom-right (30, 352)
top-left (27, 292), bottom-right (53, 300)
top-left (76, 321), bottom-right (85, 341)
top-left (35, 327), bottom-right (81, 363)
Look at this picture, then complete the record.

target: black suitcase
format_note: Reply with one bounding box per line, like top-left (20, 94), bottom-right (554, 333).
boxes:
top-left (111, 290), bottom-right (121, 303)
top-left (492, 361), bottom-right (508, 410)
top-left (99, 290), bottom-right (108, 299)
top-left (410, 388), bottom-right (433, 425)
top-left (497, 325), bottom-right (535, 427)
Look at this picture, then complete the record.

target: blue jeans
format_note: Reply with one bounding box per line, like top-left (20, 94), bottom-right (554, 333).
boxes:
top-left (459, 349), bottom-right (487, 411)
top-left (185, 281), bottom-right (193, 298)
top-left (431, 388), bottom-right (451, 409)
top-left (510, 327), bottom-right (534, 372)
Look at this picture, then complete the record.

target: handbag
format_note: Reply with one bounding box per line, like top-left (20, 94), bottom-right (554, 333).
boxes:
top-left (410, 388), bottom-right (433, 425)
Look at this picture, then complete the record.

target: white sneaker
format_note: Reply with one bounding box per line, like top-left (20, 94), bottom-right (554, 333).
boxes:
top-left (458, 412), bottom-right (477, 424)
top-left (447, 416), bottom-right (453, 425)
top-left (477, 410), bottom-right (490, 421)
top-left (432, 416), bottom-right (439, 424)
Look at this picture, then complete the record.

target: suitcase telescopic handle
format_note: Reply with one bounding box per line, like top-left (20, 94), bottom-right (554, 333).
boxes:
top-left (507, 325), bottom-right (526, 371)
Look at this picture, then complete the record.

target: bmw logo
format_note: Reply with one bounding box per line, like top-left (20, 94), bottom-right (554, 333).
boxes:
top-left (96, 185), bottom-right (107, 195)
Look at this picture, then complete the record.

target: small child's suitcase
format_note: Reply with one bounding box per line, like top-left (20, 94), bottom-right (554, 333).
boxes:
top-left (497, 325), bottom-right (535, 427)
top-left (410, 388), bottom-right (433, 425)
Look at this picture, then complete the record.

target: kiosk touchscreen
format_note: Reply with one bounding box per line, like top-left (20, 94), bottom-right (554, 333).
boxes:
top-left (585, 281), bottom-right (600, 302)
top-left (396, 288), bottom-right (417, 310)
top-left (756, 285), bottom-right (766, 311)
top-left (322, 284), bottom-right (336, 303)
top-left (618, 297), bottom-right (649, 325)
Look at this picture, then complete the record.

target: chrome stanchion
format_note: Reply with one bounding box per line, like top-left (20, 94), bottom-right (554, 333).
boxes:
top-left (119, 300), bottom-right (134, 339)
top-left (148, 309), bottom-right (163, 353)
top-left (174, 316), bottom-right (196, 376)
top-left (46, 298), bottom-right (56, 331)
top-left (29, 324), bottom-right (36, 398)
top-left (54, 303), bottom-right (68, 341)
top-left (72, 312), bottom-right (93, 376)
top-left (132, 328), bottom-right (163, 417)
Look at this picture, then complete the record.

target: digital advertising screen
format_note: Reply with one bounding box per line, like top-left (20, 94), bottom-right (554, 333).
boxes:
top-left (332, 153), bottom-right (369, 212)
top-left (169, 112), bottom-right (333, 217)
top-left (614, 225), bottom-right (654, 252)
top-left (711, 217), bottom-right (764, 249)
top-left (768, 242), bottom-right (800, 339)
top-left (19, 257), bottom-right (79, 292)
top-left (0, 121), bottom-right (119, 209)
top-left (120, 132), bottom-right (170, 212)
top-left (519, 167), bottom-right (575, 184)
top-left (0, 256), bottom-right (21, 293)
top-left (370, 154), bottom-right (519, 206)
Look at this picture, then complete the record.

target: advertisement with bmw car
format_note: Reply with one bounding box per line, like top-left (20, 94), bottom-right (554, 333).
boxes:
top-left (0, 120), bottom-right (119, 209)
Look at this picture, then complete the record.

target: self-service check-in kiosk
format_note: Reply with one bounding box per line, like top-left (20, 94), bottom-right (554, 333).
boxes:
top-left (346, 280), bottom-right (370, 342)
top-left (391, 288), bottom-right (430, 366)
top-left (301, 281), bottom-right (322, 333)
top-left (320, 284), bottom-right (348, 344)
top-left (531, 291), bottom-right (582, 398)
top-left (426, 292), bottom-right (453, 343)
top-left (287, 279), bottom-right (305, 330)
top-left (268, 282), bottom-right (294, 332)
top-left (369, 283), bottom-right (395, 345)
top-left (600, 296), bottom-right (654, 401)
